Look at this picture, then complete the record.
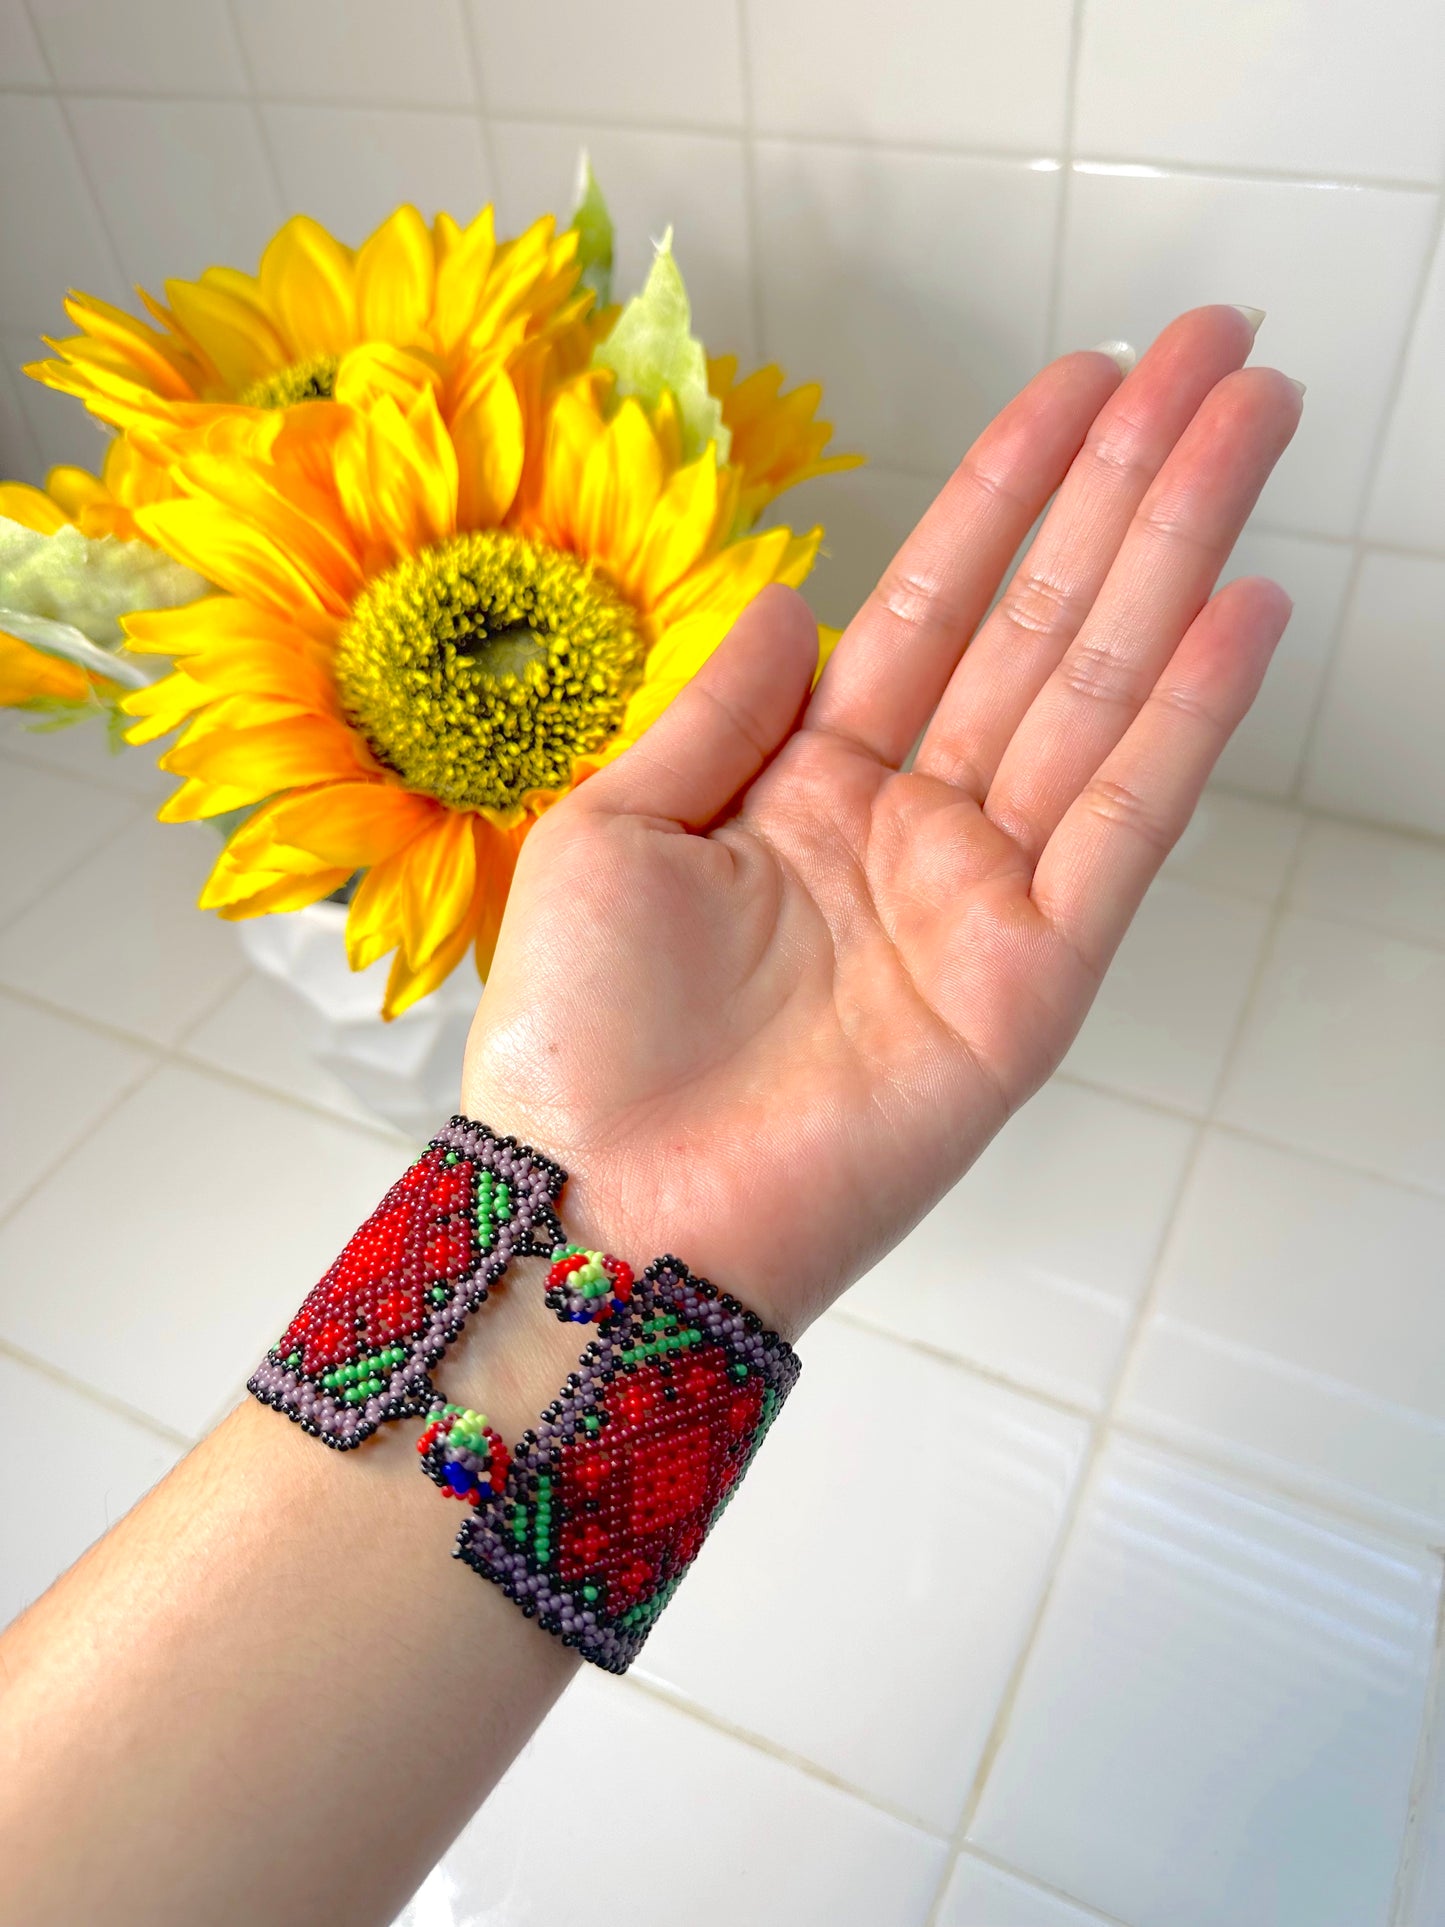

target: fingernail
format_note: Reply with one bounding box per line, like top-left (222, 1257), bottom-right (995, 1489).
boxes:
top-left (1232, 305), bottom-right (1267, 334)
top-left (1288, 377), bottom-right (1307, 397)
top-left (1093, 339), bottom-right (1137, 374)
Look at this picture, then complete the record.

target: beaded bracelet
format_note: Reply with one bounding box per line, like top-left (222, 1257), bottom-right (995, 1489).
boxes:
top-left (247, 1117), bottom-right (565, 1449)
top-left (248, 1115), bottom-right (801, 1670)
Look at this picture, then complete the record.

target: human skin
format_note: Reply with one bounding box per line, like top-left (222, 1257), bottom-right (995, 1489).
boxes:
top-left (0, 306), bottom-right (1300, 1926)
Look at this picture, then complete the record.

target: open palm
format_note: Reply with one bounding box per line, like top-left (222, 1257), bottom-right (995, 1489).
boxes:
top-left (464, 307), bottom-right (1301, 1337)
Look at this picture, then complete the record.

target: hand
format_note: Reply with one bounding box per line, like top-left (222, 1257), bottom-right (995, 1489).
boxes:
top-left (462, 306), bottom-right (1302, 1341)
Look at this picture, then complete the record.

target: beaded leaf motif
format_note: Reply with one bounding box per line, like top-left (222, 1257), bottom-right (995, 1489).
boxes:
top-left (248, 1117), bottom-right (564, 1449)
top-left (454, 1258), bottom-right (801, 1672)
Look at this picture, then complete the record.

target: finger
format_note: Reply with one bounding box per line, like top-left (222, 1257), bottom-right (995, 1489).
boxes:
top-left (1031, 575), bottom-right (1292, 972)
top-left (985, 366), bottom-right (1302, 864)
top-left (580, 583), bottom-right (819, 826)
top-left (802, 349), bottom-right (1123, 765)
top-left (915, 303), bottom-right (1262, 796)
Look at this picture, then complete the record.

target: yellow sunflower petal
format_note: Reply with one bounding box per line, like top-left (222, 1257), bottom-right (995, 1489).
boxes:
top-left (398, 808), bottom-right (478, 971)
top-left (161, 712), bottom-right (374, 805)
top-left (574, 397), bottom-right (664, 581)
top-left (344, 852), bottom-right (409, 973)
top-left (355, 206), bottom-right (434, 347)
top-left (0, 482), bottom-right (71, 535)
top-left (452, 372), bottom-right (525, 531)
top-left (164, 276), bottom-right (289, 392)
top-left (0, 631), bottom-right (92, 702)
top-left (257, 216), bottom-right (359, 360)
top-left (383, 898), bottom-right (478, 1020)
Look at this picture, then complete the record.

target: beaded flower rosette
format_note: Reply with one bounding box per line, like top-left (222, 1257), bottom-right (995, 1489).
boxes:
top-left (249, 1116), bottom-right (800, 1670)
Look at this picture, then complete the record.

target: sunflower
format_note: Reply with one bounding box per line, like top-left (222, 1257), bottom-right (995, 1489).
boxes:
top-left (122, 346), bottom-right (820, 1018)
top-left (707, 355), bottom-right (861, 526)
top-left (27, 206), bottom-right (594, 479)
top-left (0, 438), bottom-right (184, 705)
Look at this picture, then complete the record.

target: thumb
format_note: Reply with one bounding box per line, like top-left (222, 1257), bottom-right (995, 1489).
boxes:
top-left (580, 583), bottom-right (820, 826)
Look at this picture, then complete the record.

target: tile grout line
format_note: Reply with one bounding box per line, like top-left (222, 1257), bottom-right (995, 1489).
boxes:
top-left (17, 2), bottom-right (134, 307)
top-left (218, 0), bottom-right (290, 218)
top-left (621, 1670), bottom-right (951, 1841)
top-left (0, 791), bottom-right (143, 937)
top-left (455, 0), bottom-right (503, 203)
top-left (1041, 0), bottom-right (1087, 362)
top-left (1289, 186), bottom-right (1445, 804)
top-left (732, 0), bottom-right (769, 365)
top-left (1391, 1562), bottom-right (1445, 1926)
top-left (957, 1842), bottom-right (1134, 1927)
top-left (0, 1334), bottom-right (194, 1450)
top-left (2, 73), bottom-right (1441, 197)
top-left (0, 1052), bottom-right (164, 1236)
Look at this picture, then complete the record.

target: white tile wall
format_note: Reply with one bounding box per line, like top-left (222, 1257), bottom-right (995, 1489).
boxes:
top-left (27, 0), bottom-right (246, 96)
top-left (492, 122), bottom-right (755, 356)
top-left (263, 104), bottom-right (491, 241)
top-left (0, 0), bottom-right (46, 87)
top-left (755, 144), bottom-right (1059, 475)
top-left (744, 0), bottom-right (1074, 154)
top-left (1074, 0), bottom-right (1445, 184)
top-left (969, 1439), bottom-right (1440, 1927)
top-left (1367, 226), bottom-right (1445, 554)
top-left (1054, 167), bottom-right (1435, 541)
top-left (236, 0), bottom-right (476, 110)
top-left (0, 92), bottom-right (124, 330)
top-left (1304, 551), bottom-right (1445, 835)
top-left (939, 1855), bottom-right (1116, 1927)
top-left (470, 0), bottom-right (744, 130)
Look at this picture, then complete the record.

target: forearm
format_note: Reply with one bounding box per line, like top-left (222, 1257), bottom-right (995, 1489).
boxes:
top-left (0, 1251), bottom-right (593, 1927)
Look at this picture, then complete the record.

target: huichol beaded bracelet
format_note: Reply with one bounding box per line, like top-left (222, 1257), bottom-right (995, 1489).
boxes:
top-left (248, 1115), bottom-right (801, 1671)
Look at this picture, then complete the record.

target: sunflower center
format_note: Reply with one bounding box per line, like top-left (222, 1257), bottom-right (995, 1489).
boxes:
top-left (238, 351), bottom-right (341, 409)
top-left (334, 529), bottom-right (646, 814)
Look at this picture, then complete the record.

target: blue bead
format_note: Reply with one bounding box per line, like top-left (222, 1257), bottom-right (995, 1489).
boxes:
top-left (445, 1462), bottom-right (472, 1494)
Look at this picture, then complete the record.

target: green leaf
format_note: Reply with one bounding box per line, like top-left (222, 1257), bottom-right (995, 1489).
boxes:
top-left (569, 150), bottom-right (614, 308)
top-left (591, 230), bottom-right (730, 467)
top-left (0, 515), bottom-right (209, 690)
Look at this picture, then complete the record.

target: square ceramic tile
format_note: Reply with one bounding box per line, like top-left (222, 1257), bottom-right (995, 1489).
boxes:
top-left (0, 755), bottom-right (137, 926)
top-left (1055, 167), bottom-right (1436, 540)
top-left (939, 1855), bottom-right (1114, 1927)
top-left (1401, 1695), bottom-right (1445, 1927)
top-left (1367, 228), bottom-right (1445, 554)
top-left (1075, 0), bottom-right (1445, 184)
top-left (492, 122), bottom-right (754, 356)
top-left (1162, 791), bottom-right (1302, 902)
top-left (263, 105), bottom-right (490, 244)
top-left (970, 1438), bottom-right (1440, 1927)
top-left (1290, 817), bottom-right (1445, 950)
top-left (0, 813), bottom-right (247, 1045)
top-left (635, 1317), bottom-right (1088, 1831)
top-left (0, 1061), bottom-right (409, 1436)
top-left (1304, 550), bottom-right (1445, 837)
top-left (0, 708), bottom-right (175, 800)
top-left (236, 0), bottom-right (474, 107)
top-left (68, 97), bottom-right (283, 293)
top-left (0, 94), bottom-right (125, 330)
top-left (28, 0), bottom-right (246, 93)
top-left (745, 0), bottom-right (1073, 153)
top-left (845, 1079), bottom-right (1194, 1412)
top-left (1062, 879), bottom-right (1271, 1114)
top-left (754, 144), bottom-right (1058, 475)
top-left (0, 353), bottom-right (41, 480)
top-left (184, 971), bottom-right (408, 1137)
top-left (0, 1355), bottom-right (181, 1628)
top-left (4, 332), bottom-right (116, 471)
top-left (1121, 1129), bottom-right (1445, 1539)
top-left (471, 0), bottom-right (743, 129)
top-left (0, 0), bottom-right (48, 85)
top-left (401, 1669), bottom-right (948, 1927)
top-left (0, 989), bottom-right (153, 1219)
top-left (1210, 529), bottom-right (1354, 798)
top-left (1216, 911), bottom-right (1445, 1192)
top-left (763, 463), bottom-right (940, 632)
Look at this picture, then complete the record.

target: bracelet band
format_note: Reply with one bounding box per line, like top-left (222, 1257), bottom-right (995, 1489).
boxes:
top-left (247, 1115), bottom-right (801, 1669)
top-left (247, 1118), bottom-right (564, 1449)
top-left (451, 1257), bottom-right (801, 1673)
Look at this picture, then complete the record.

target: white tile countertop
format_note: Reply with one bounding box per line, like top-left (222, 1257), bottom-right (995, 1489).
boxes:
top-left (3, 712), bottom-right (1445, 1927)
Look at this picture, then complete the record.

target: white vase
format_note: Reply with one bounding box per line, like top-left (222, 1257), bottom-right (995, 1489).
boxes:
top-left (235, 901), bottom-right (480, 1139)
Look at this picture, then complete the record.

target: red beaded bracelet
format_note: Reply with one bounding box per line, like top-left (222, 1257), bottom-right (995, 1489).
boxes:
top-left (248, 1116), bottom-right (802, 1671)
